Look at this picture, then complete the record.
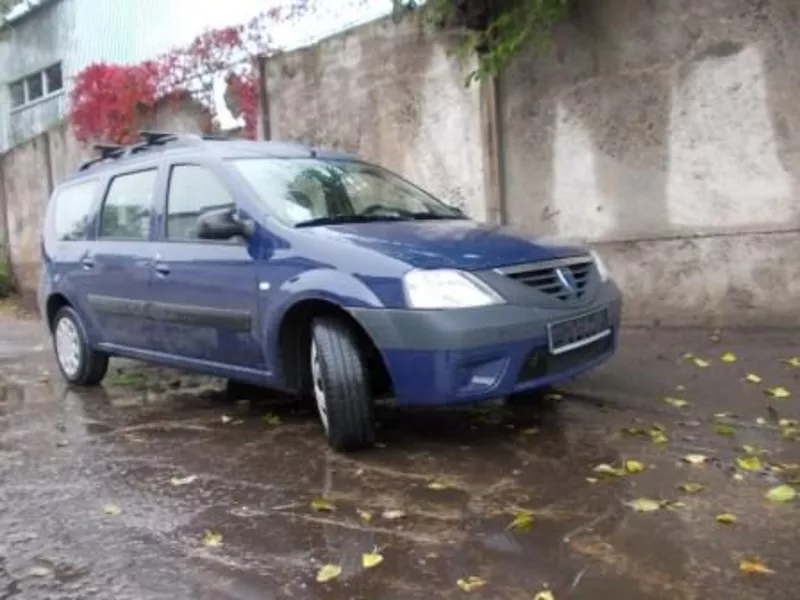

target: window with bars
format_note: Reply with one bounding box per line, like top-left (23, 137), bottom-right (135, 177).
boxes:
top-left (8, 62), bottom-right (64, 109)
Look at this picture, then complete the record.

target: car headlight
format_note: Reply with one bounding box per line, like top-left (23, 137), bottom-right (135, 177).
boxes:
top-left (590, 249), bottom-right (610, 282)
top-left (403, 269), bottom-right (505, 309)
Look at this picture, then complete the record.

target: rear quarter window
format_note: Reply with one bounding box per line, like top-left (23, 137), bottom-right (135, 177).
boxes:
top-left (51, 180), bottom-right (101, 241)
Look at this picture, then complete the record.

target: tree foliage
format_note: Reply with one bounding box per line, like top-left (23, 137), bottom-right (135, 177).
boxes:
top-left (393, 0), bottom-right (568, 85)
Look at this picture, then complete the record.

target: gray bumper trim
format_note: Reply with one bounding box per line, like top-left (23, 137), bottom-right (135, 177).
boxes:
top-left (349, 282), bottom-right (622, 351)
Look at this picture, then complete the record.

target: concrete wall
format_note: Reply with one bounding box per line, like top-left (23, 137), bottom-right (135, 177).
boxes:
top-left (261, 4), bottom-right (800, 326)
top-left (498, 0), bottom-right (800, 325)
top-left (263, 14), bottom-right (487, 220)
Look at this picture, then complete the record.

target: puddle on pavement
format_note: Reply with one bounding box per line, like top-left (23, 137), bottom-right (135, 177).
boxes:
top-left (0, 338), bottom-right (799, 599)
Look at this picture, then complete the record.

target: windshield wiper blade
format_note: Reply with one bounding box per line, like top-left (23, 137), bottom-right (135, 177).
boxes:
top-left (409, 212), bottom-right (465, 220)
top-left (294, 214), bottom-right (407, 228)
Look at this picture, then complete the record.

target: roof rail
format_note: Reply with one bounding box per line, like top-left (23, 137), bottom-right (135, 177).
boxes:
top-left (76, 131), bottom-right (238, 172)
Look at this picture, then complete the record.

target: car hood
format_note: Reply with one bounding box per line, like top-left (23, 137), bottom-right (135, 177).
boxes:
top-left (309, 219), bottom-right (588, 270)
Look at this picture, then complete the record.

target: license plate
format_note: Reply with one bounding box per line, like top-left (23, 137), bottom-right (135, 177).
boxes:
top-left (547, 309), bottom-right (610, 355)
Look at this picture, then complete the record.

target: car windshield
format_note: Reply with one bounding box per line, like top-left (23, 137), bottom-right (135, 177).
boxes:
top-left (229, 158), bottom-right (465, 227)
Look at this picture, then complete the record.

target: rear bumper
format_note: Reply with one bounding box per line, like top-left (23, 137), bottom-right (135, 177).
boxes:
top-left (349, 281), bottom-right (622, 406)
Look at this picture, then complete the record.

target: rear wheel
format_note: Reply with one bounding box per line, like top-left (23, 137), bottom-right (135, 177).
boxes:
top-left (52, 306), bottom-right (109, 386)
top-left (310, 317), bottom-right (375, 451)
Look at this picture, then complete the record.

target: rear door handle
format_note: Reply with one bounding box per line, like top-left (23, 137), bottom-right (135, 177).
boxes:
top-left (80, 256), bottom-right (94, 270)
top-left (153, 262), bottom-right (170, 276)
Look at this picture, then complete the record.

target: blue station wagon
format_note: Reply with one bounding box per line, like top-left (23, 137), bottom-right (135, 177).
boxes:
top-left (38, 132), bottom-right (622, 451)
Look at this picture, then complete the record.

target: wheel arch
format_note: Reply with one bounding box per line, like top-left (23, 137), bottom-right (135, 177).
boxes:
top-left (275, 297), bottom-right (393, 398)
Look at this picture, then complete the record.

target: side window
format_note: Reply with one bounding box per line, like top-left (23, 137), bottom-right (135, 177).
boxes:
top-left (166, 165), bottom-right (236, 241)
top-left (52, 180), bottom-right (100, 241)
top-left (99, 169), bottom-right (157, 240)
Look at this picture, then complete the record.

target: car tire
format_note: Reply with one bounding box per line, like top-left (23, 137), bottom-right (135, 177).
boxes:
top-left (52, 306), bottom-right (109, 387)
top-left (310, 316), bottom-right (375, 451)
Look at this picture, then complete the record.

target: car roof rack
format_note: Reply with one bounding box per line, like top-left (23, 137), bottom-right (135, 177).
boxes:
top-left (77, 131), bottom-right (226, 172)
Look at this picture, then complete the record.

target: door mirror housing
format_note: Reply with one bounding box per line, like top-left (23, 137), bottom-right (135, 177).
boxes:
top-left (196, 207), bottom-right (254, 241)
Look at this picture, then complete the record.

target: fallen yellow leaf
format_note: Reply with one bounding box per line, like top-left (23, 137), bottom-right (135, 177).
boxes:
top-left (534, 590), bottom-right (555, 600)
top-left (663, 397), bottom-right (689, 408)
top-left (714, 423), bottom-right (736, 437)
top-left (220, 415), bottom-right (233, 424)
top-left (202, 530), bottom-right (223, 547)
top-left (765, 484), bottom-right (796, 503)
top-left (779, 418), bottom-right (799, 428)
top-left (357, 509), bottom-right (373, 523)
top-left (675, 384), bottom-right (687, 391)
top-left (683, 454), bottom-right (708, 466)
top-left (311, 498), bottom-right (336, 512)
top-left (745, 373), bottom-right (762, 384)
top-left (362, 551), bottom-right (384, 569)
top-left (716, 513), bottom-right (737, 525)
top-left (625, 460), bottom-right (645, 474)
top-left (693, 357), bottom-right (711, 368)
top-left (739, 557), bottom-right (774, 575)
top-left (784, 357), bottom-right (800, 368)
top-left (521, 427), bottom-right (539, 435)
top-left (456, 575), bottom-right (486, 592)
top-left (736, 456), bottom-right (762, 472)
top-left (382, 509), bottom-right (406, 520)
top-left (316, 564), bottom-right (342, 583)
top-left (650, 429), bottom-right (669, 444)
top-left (682, 352), bottom-right (694, 359)
top-left (593, 463), bottom-right (625, 477)
top-left (508, 510), bottom-right (534, 531)
top-left (720, 352), bottom-right (737, 363)
top-left (585, 477), bottom-right (599, 484)
top-left (544, 392), bottom-right (563, 401)
top-left (765, 386), bottom-right (791, 399)
top-left (263, 412), bottom-right (282, 425)
top-left (427, 478), bottom-right (451, 491)
top-left (625, 498), bottom-right (662, 512)
top-left (102, 504), bottom-right (122, 516)
top-left (678, 482), bottom-right (705, 493)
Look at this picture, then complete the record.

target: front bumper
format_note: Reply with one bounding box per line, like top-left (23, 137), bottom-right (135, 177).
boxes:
top-left (349, 281), bottom-right (622, 406)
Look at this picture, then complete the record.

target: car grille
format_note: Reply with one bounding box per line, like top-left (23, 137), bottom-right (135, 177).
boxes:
top-left (496, 257), bottom-right (594, 301)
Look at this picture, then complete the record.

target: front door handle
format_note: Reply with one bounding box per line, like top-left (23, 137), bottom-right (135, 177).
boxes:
top-left (80, 256), bottom-right (94, 270)
top-left (153, 262), bottom-right (170, 276)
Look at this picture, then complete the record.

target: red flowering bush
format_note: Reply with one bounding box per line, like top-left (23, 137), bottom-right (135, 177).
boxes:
top-left (68, 2), bottom-right (310, 145)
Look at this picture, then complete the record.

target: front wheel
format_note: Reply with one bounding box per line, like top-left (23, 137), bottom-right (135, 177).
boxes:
top-left (310, 317), bottom-right (375, 451)
top-left (52, 306), bottom-right (109, 386)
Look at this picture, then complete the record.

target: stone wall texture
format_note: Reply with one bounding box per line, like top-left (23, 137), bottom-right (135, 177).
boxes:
top-left (261, 1), bottom-right (800, 326)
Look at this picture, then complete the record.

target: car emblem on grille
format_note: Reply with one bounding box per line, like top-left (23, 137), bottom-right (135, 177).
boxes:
top-left (555, 267), bottom-right (579, 300)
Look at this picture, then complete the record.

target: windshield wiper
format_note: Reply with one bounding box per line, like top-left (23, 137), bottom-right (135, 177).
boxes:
top-left (294, 214), bottom-right (408, 228)
top-left (408, 212), bottom-right (465, 220)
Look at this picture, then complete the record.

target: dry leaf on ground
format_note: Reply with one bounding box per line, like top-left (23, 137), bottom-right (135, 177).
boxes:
top-left (382, 509), bottom-right (406, 520)
top-left (663, 397), bottom-right (690, 408)
top-left (716, 513), bottom-right (737, 525)
top-left (765, 484), bottom-right (796, 503)
top-left (678, 483), bottom-right (705, 493)
top-left (508, 510), bottom-right (534, 531)
top-left (736, 456), bottom-right (762, 471)
top-left (202, 530), bottom-right (223, 547)
top-left (745, 373), bottom-right (762, 383)
top-left (534, 589), bottom-right (555, 600)
top-left (311, 498), bottom-right (336, 512)
top-left (783, 357), bottom-right (800, 368)
top-left (693, 357), bottom-right (711, 368)
top-left (593, 463), bottom-right (625, 477)
top-left (683, 454), bottom-right (708, 466)
top-left (456, 576), bottom-right (486, 592)
top-left (625, 498), bottom-right (662, 512)
top-left (765, 386), bottom-right (791, 399)
top-left (362, 550), bottom-right (384, 569)
top-left (316, 564), bottom-right (342, 583)
top-left (625, 460), bottom-right (645, 474)
top-left (427, 478), bottom-right (451, 491)
top-left (739, 557), bottom-right (774, 575)
top-left (102, 504), bottom-right (122, 516)
top-left (714, 423), bottom-right (736, 437)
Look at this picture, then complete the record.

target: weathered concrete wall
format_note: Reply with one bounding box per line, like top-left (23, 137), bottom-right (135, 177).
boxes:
top-left (262, 15), bottom-right (487, 219)
top-left (498, 0), bottom-right (800, 325)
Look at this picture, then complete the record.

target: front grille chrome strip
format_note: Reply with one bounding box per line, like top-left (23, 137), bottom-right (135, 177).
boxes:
top-left (493, 255), bottom-right (593, 276)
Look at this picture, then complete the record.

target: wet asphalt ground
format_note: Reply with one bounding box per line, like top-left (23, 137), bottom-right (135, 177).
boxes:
top-left (0, 312), bottom-right (798, 600)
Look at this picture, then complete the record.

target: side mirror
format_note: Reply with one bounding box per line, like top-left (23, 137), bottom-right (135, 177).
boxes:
top-left (196, 207), bottom-right (254, 241)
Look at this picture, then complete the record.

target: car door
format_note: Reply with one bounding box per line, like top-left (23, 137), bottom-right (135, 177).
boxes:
top-left (147, 162), bottom-right (263, 370)
top-left (79, 167), bottom-right (159, 350)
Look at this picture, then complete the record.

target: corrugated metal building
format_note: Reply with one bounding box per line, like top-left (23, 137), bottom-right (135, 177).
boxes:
top-left (0, 0), bottom-right (182, 151)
